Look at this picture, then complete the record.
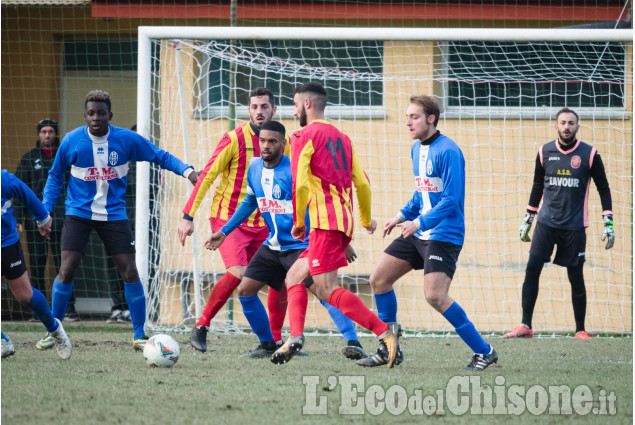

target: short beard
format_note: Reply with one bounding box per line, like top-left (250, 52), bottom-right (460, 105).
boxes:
top-left (299, 106), bottom-right (308, 127)
top-left (558, 131), bottom-right (577, 145)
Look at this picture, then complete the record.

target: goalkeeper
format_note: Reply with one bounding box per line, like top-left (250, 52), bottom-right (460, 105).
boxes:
top-left (506, 107), bottom-right (614, 340)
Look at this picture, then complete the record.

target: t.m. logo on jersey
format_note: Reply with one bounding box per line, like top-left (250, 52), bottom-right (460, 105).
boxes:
top-left (415, 176), bottom-right (442, 192)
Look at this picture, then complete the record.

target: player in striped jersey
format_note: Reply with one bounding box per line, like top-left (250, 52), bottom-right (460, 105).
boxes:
top-left (178, 88), bottom-right (288, 353)
top-left (39, 90), bottom-right (198, 351)
top-left (505, 107), bottom-right (613, 340)
top-left (204, 121), bottom-right (366, 360)
top-left (2, 170), bottom-right (71, 359)
top-left (365, 95), bottom-right (497, 370)
top-left (271, 82), bottom-right (401, 368)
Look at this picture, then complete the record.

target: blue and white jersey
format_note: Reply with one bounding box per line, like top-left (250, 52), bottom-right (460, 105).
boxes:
top-left (221, 155), bottom-right (309, 251)
top-left (2, 170), bottom-right (49, 248)
top-left (400, 134), bottom-right (465, 246)
top-left (43, 125), bottom-right (192, 221)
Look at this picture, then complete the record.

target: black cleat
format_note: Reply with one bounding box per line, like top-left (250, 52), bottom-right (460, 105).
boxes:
top-left (342, 340), bottom-right (367, 360)
top-left (271, 335), bottom-right (305, 365)
top-left (239, 341), bottom-right (278, 358)
top-left (379, 322), bottom-right (401, 368)
top-left (464, 347), bottom-right (498, 371)
top-left (356, 345), bottom-right (403, 367)
top-left (190, 325), bottom-right (209, 353)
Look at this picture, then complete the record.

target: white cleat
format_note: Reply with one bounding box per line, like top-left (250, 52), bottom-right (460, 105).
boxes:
top-left (51, 319), bottom-right (72, 360)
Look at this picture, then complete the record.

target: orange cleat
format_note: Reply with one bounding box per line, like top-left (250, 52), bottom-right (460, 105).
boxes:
top-left (575, 331), bottom-right (592, 340)
top-left (503, 324), bottom-right (534, 339)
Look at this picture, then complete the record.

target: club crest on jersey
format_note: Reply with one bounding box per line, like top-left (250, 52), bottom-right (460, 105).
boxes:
top-left (273, 184), bottom-right (281, 199)
top-left (571, 155), bottom-right (581, 169)
top-left (426, 160), bottom-right (433, 175)
top-left (109, 151), bottom-right (118, 166)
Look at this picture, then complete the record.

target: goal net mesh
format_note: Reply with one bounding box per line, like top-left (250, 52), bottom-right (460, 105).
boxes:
top-left (142, 35), bottom-right (632, 336)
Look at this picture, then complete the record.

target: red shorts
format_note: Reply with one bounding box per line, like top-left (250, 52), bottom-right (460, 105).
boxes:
top-left (210, 218), bottom-right (268, 268)
top-left (300, 229), bottom-right (351, 276)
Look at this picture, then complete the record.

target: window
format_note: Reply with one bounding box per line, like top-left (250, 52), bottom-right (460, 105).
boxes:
top-left (442, 41), bottom-right (626, 117)
top-left (201, 40), bottom-right (384, 118)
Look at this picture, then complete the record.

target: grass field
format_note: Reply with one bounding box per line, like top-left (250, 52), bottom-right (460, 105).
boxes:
top-left (1, 322), bottom-right (632, 425)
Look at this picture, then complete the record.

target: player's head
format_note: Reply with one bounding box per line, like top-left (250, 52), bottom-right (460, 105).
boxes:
top-left (249, 87), bottom-right (277, 129)
top-left (259, 120), bottom-right (286, 165)
top-left (84, 90), bottom-right (113, 137)
top-left (406, 95), bottom-right (440, 141)
top-left (37, 119), bottom-right (58, 149)
top-left (555, 107), bottom-right (579, 145)
top-left (294, 82), bottom-right (327, 127)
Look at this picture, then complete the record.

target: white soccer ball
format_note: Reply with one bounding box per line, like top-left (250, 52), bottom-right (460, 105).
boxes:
top-left (143, 334), bottom-right (180, 368)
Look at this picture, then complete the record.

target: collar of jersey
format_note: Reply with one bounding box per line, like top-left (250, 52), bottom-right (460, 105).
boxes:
top-left (308, 119), bottom-right (330, 126)
top-left (86, 126), bottom-right (110, 144)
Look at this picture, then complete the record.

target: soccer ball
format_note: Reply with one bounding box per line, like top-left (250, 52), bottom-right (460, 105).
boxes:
top-left (143, 334), bottom-right (180, 368)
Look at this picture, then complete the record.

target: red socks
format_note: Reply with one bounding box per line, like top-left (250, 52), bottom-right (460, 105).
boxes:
top-left (267, 285), bottom-right (288, 342)
top-left (196, 273), bottom-right (242, 327)
top-left (287, 284), bottom-right (308, 337)
top-left (328, 287), bottom-right (389, 336)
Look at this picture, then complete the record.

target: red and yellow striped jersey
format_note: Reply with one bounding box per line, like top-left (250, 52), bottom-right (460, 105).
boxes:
top-left (182, 123), bottom-right (264, 227)
top-left (291, 120), bottom-right (372, 238)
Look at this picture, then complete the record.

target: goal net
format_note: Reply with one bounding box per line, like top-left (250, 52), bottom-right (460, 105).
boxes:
top-left (137, 27), bottom-right (632, 336)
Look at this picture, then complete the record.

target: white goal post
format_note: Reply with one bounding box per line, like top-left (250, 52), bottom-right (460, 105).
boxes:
top-left (136, 26), bottom-right (632, 335)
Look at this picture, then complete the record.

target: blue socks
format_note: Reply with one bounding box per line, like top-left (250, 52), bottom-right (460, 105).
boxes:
top-left (320, 299), bottom-right (359, 342)
top-left (52, 277), bottom-right (73, 321)
top-left (124, 280), bottom-right (146, 339)
top-left (239, 295), bottom-right (274, 343)
top-left (374, 290), bottom-right (398, 323)
top-left (443, 301), bottom-right (490, 355)
top-left (1, 332), bottom-right (9, 342)
top-left (28, 288), bottom-right (57, 332)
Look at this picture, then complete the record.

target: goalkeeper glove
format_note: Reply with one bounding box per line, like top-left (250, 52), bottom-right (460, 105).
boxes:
top-left (519, 212), bottom-right (536, 242)
top-left (601, 214), bottom-right (614, 250)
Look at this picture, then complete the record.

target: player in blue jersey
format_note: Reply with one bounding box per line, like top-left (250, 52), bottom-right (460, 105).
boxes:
top-left (204, 120), bottom-right (367, 360)
top-left (505, 107), bottom-right (613, 340)
top-left (361, 95), bottom-right (497, 370)
top-left (37, 90), bottom-right (199, 352)
top-left (1, 170), bottom-right (72, 359)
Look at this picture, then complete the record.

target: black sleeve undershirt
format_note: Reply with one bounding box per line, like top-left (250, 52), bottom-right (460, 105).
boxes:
top-left (590, 152), bottom-right (613, 213)
top-left (527, 153), bottom-right (544, 211)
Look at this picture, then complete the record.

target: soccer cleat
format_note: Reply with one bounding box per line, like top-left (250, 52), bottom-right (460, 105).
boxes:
top-left (275, 340), bottom-right (308, 357)
top-left (117, 310), bottom-right (132, 323)
top-left (356, 345), bottom-right (403, 367)
top-left (503, 324), bottom-right (533, 339)
top-left (106, 309), bottom-right (122, 323)
top-left (36, 333), bottom-right (54, 350)
top-left (239, 341), bottom-right (278, 358)
top-left (65, 312), bottom-right (80, 322)
top-left (50, 319), bottom-right (72, 360)
top-left (190, 325), bottom-right (209, 353)
top-left (575, 331), bottom-right (592, 340)
top-left (465, 347), bottom-right (498, 371)
top-left (271, 335), bottom-right (305, 365)
top-left (342, 340), bottom-right (367, 360)
top-left (379, 322), bottom-right (401, 368)
top-left (133, 335), bottom-right (149, 352)
top-left (2, 338), bottom-right (15, 359)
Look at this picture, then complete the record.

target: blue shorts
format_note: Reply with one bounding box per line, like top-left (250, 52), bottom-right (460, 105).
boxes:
top-left (61, 215), bottom-right (135, 255)
top-left (384, 236), bottom-right (462, 280)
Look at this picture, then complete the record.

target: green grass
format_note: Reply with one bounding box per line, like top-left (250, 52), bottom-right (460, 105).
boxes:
top-left (1, 322), bottom-right (632, 425)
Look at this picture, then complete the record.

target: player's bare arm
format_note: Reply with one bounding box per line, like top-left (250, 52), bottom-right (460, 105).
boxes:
top-left (344, 244), bottom-right (357, 263)
top-left (364, 219), bottom-right (377, 235)
top-left (291, 224), bottom-right (306, 241)
top-left (203, 231), bottom-right (226, 251)
top-left (187, 170), bottom-right (200, 186)
top-left (383, 216), bottom-right (401, 237)
top-left (397, 220), bottom-right (418, 239)
top-left (177, 219), bottom-right (194, 246)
